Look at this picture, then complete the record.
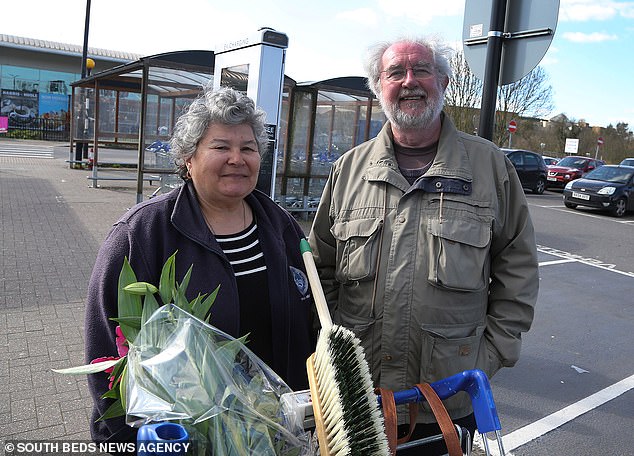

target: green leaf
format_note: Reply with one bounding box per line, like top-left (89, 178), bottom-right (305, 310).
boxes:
top-left (101, 387), bottom-right (120, 400)
top-left (123, 282), bottom-right (159, 295)
top-left (110, 316), bottom-right (142, 329)
top-left (109, 356), bottom-right (127, 384)
top-left (119, 364), bottom-right (128, 411)
top-left (117, 258), bottom-right (142, 343)
top-left (52, 359), bottom-right (119, 375)
top-left (141, 292), bottom-right (160, 324)
top-left (96, 399), bottom-right (125, 421)
top-left (174, 286), bottom-right (190, 313)
top-left (159, 251), bottom-right (178, 304)
top-left (192, 285), bottom-right (219, 321)
top-left (178, 265), bottom-right (194, 296)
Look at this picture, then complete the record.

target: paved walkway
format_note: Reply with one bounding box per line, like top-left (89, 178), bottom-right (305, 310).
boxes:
top-left (0, 138), bottom-right (313, 447)
top-left (0, 139), bottom-right (150, 444)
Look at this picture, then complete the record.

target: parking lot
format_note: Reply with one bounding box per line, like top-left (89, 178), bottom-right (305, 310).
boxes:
top-left (1, 143), bottom-right (633, 455)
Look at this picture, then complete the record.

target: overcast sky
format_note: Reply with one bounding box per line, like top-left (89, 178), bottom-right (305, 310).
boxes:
top-left (3, 0), bottom-right (634, 129)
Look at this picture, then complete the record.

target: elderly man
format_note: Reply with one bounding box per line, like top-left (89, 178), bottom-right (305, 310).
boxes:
top-left (308, 36), bottom-right (538, 454)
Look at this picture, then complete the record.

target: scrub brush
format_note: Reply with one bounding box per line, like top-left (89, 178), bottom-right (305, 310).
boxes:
top-left (300, 239), bottom-right (389, 456)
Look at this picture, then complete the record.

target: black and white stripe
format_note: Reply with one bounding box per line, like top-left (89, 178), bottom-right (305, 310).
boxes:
top-left (216, 222), bottom-right (267, 277)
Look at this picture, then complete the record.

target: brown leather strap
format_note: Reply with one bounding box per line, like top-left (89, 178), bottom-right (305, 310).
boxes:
top-left (398, 401), bottom-right (419, 445)
top-left (414, 383), bottom-right (463, 456)
top-left (375, 388), bottom-right (397, 455)
top-left (376, 388), bottom-right (420, 455)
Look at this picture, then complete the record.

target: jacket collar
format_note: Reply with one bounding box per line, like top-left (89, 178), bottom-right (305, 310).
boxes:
top-left (171, 181), bottom-right (287, 248)
top-left (365, 113), bottom-right (474, 189)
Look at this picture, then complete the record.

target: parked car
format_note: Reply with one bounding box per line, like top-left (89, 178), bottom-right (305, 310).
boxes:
top-left (502, 148), bottom-right (548, 194)
top-left (543, 156), bottom-right (559, 166)
top-left (546, 156), bottom-right (604, 189)
top-left (619, 158), bottom-right (634, 166)
top-left (563, 165), bottom-right (634, 217)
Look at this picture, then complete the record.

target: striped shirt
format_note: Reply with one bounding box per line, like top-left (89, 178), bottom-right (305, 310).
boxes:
top-left (216, 219), bottom-right (273, 365)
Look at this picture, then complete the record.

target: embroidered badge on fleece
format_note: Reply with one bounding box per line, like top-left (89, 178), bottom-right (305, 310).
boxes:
top-left (289, 266), bottom-right (309, 297)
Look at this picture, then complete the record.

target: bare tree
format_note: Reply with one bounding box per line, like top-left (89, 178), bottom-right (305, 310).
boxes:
top-left (445, 50), bottom-right (554, 147)
top-left (444, 51), bottom-right (482, 135)
top-left (494, 67), bottom-right (554, 145)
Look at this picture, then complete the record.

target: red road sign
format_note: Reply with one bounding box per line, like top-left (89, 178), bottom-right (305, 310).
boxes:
top-left (597, 137), bottom-right (604, 146)
top-left (508, 120), bottom-right (517, 133)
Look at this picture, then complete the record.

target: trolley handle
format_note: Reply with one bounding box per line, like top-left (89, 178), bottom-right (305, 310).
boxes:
top-left (378, 369), bottom-right (501, 434)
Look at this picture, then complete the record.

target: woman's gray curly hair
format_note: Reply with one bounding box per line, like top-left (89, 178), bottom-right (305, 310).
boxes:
top-left (170, 86), bottom-right (268, 180)
top-left (363, 35), bottom-right (453, 98)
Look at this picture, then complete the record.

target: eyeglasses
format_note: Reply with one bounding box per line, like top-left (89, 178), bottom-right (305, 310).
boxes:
top-left (381, 65), bottom-right (435, 82)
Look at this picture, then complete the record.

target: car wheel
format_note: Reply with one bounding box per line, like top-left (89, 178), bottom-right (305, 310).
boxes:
top-left (533, 178), bottom-right (546, 194)
top-left (564, 201), bottom-right (577, 209)
top-left (611, 198), bottom-right (627, 217)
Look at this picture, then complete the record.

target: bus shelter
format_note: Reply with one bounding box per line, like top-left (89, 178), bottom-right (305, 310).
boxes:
top-left (70, 50), bottom-right (215, 202)
top-left (275, 77), bottom-right (385, 212)
top-left (72, 56), bottom-right (386, 209)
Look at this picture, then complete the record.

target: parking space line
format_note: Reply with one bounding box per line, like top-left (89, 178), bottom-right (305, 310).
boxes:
top-left (539, 259), bottom-right (576, 267)
top-left (537, 245), bottom-right (634, 278)
top-left (480, 374), bottom-right (634, 455)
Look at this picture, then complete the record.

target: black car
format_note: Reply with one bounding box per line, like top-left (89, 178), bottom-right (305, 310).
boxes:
top-left (502, 148), bottom-right (547, 194)
top-left (563, 165), bottom-right (634, 217)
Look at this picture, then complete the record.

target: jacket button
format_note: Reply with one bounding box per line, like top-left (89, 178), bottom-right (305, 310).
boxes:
top-left (435, 181), bottom-right (442, 188)
top-left (383, 354), bottom-right (393, 361)
top-left (463, 184), bottom-right (469, 191)
top-left (397, 215), bottom-right (405, 223)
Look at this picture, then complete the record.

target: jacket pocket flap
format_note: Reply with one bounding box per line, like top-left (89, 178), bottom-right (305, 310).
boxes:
top-left (331, 218), bottom-right (382, 241)
top-left (428, 218), bottom-right (490, 248)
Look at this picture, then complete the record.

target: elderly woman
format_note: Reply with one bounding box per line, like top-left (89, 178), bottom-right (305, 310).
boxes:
top-left (84, 86), bottom-right (315, 445)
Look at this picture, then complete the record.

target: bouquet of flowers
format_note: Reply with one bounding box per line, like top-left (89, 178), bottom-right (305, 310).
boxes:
top-left (54, 252), bottom-right (311, 455)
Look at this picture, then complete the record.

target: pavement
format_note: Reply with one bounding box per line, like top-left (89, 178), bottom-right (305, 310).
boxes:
top-left (0, 138), bottom-right (314, 449)
top-left (0, 139), bottom-right (144, 446)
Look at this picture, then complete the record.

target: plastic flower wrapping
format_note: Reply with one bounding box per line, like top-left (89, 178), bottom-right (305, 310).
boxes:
top-left (126, 304), bottom-right (310, 455)
top-left (54, 252), bottom-right (313, 455)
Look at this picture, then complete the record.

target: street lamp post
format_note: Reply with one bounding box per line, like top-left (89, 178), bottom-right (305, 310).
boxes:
top-left (75, 0), bottom-right (92, 163)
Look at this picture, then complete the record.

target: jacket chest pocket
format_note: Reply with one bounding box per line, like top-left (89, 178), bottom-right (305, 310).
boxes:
top-left (426, 216), bottom-right (491, 291)
top-left (331, 218), bottom-right (383, 283)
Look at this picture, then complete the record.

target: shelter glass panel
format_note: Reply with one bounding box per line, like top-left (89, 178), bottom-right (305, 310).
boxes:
top-left (287, 91), bottom-right (313, 175)
top-left (276, 90), bottom-right (291, 177)
top-left (369, 102), bottom-right (386, 137)
top-left (97, 89), bottom-right (117, 142)
top-left (308, 177), bottom-right (328, 201)
top-left (279, 177), bottom-right (305, 210)
top-left (118, 92), bottom-right (141, 137)
top-left (73, 86), bottom-right (95, 141)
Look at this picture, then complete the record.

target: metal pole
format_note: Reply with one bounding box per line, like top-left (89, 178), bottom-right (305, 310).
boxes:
top-left (80, 0), bottom-right (91, 79)
top-left (478, 0), bottom-right (508, 141)
top-left (76, 0), bottom-right (92, 163)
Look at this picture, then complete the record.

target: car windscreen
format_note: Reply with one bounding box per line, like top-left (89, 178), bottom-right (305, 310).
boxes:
top-left (556, 157), bottom-right (586, 168)
top-left (585, 166), bottom-right (634, 184)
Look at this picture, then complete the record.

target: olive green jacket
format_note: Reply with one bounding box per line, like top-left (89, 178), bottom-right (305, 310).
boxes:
top-left (308, 115), bottom-right (538, 423)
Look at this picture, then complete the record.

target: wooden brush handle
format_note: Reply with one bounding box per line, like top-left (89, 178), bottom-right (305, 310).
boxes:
top-left (300, 239), bottom-right (333, 329)
top-left (306, 354), bottom-right (330, 456)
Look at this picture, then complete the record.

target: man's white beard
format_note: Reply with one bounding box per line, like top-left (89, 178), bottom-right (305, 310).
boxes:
top-left (381, 89), bottom-right (444, 130)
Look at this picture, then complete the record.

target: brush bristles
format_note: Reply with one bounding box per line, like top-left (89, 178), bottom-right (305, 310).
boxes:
top-left (313, 325), bottom-right (389, 456)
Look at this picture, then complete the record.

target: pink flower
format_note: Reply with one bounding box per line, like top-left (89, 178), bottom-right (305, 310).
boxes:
top-left (89, 327), bottom-right (128, 390)
top-left (115, 326), bottom-right (129, 357)
top-left (90, 356), bottom-right (119, 373)
top-left (90, 356), bottom-right (119, 389)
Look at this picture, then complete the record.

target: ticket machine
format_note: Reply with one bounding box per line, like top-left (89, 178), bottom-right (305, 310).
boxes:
top-left (213, 28), bottom-right (288, 197)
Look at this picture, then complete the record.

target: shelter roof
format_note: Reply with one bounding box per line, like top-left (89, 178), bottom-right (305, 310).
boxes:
top-left (71, 50), bottom-right (216, 96)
